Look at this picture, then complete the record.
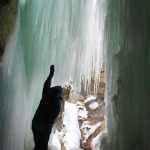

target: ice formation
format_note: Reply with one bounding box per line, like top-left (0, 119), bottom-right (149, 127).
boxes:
top-left (99, 0), bottom-right (150, 150)
top-left (1, 0), bottom-right (149, 149)
top-left (0, 0), bottom-right (106, 149)
top-left (54, 102), bottom-right (81, 149)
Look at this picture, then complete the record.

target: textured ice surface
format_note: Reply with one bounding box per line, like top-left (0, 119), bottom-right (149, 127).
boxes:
top-left (54, 102), bottom-right (81, 149)
top-left (100, 0), bottom-right (150, 149)
top-left (20, 0), bottom-right (106, 91)
top-left (0, 0), bottom-right (106, 149)
top-left (63, 102), bottom-right (81, 149)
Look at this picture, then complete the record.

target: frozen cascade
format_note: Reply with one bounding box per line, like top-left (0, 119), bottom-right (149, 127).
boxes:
top-left (21, 0), bottom-right (106, 90)
top-left (0, 0), bottom-right (106, 150)
top-left (63, 102), bottom-right (81, 149)
top-left (99, 0), bottom-right (150, 150)
top-left (53, 102), bottom-right (81, 149)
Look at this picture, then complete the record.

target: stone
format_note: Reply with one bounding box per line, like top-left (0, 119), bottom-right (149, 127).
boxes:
top-left (0, 0), bottom-right (18, 61)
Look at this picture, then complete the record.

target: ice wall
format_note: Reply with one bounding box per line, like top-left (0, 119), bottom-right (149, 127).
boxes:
top-left (0, 0), bottom-right (106, 149)
top-left (61, 102), bottom-right (81, 149)
top-left (21, 0), bottom-right (106, 90)
top-left (101, 0), bottom-right (150, 149)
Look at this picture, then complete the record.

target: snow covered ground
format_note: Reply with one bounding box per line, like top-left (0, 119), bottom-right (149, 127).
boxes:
top-left (28, 96), bottom-right (102, 150)
top-left (81, 121), bottom-right (101, 143)
top-left (75, 101), bottom-right (88, 120)
top-left (84, 95), bottom-right (97, 103)
top-left (52, 102), bottom-right (81, 150)
top-left (89, 102), bottom-right (99, 110)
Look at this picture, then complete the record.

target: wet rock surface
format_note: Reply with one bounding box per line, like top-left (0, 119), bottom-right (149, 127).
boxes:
top-left (0, 0), bottom-right (18, 61)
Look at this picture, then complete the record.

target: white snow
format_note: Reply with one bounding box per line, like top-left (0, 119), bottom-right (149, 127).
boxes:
top-left (63, 102), bottom-right (81, 149)
top-left (89, 102), bottom-right (99, 109)
top-left (91, 132), bottom-right (102, 149)
top-left (76, 101), bottom-right (88, 120)
top-left (53, 102), bottom-right (81, 150)
top-left (84, 95), bottom-right (96, 103)
top-left (81, 121), bottom-right (101, 142)
top-left (52, 133), bottom-right (61, 150)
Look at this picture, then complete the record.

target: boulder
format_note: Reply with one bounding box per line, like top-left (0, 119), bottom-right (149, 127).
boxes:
top-left (0, 0), bottom-right (18, 61)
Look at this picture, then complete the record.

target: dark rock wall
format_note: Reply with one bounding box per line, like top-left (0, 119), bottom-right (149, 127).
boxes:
top-left (0, 0), bottom-right (18, 61)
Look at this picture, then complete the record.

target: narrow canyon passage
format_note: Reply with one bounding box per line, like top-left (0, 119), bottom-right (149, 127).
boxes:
top-left (0, 0), bottom-right (150, 150)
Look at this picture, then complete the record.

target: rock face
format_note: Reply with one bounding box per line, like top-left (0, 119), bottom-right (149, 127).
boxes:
top-left (85, 97), bottom-right (105, 119)
top-left (55, 96), bottom-right (105, 149)
top-left (77, 96), bottom-right (105, 149)
top-left (79, 64), bottom-right (106, 149)
top-left (55, 65), bottom-right (106, 149)
top-left (0, 0), bottom-right (18, 61)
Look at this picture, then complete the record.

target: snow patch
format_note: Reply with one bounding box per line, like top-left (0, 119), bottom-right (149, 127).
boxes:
top-left (53, 102), bottom-right (81, 150)
top-left (84, 95), bottom-right (96, 103)
top-left (91, 132), bottom-right (101, 149)
top-left (89, 102), bottom-right (99, 109)
top-left (76, 102), bottom-right (88, 120)
top-left (52, 133), bottom-right (61, 150)
top-left (81, 121), bottom-right (101, 142)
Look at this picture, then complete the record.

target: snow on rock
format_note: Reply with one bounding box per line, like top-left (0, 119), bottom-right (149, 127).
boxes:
top-left (89, 102), bottom-right (99, 110)
top-left (80, 121), bottom-right (102, 149)
top-left (52, 132), bottom-right (61, 150)
top-left (84, 95), bottom-right (96, 103)
top-left (76, 101), bottom-right (88, 120)
top-left (53, 95), bottom-right (105, 150)
top-left (79, 94), bottom-right (105, 149)
top-left (91, 132), bottom-right (102, 149)
top-left (81, 121), bottom-right (102, 142)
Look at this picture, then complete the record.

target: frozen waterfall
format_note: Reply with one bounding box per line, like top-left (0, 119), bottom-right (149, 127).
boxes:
top-left (1, 0), bottom-right (149, 149)
top-left (0, 0), bottom-right (106, 150)
top-left (53, 102), bottom-right (81, 149)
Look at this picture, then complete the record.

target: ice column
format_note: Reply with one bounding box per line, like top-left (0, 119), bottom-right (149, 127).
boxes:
top-left (63, 102), bottom-right (81, 149)
top-left (100, 0), bottom-right (150, 149)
